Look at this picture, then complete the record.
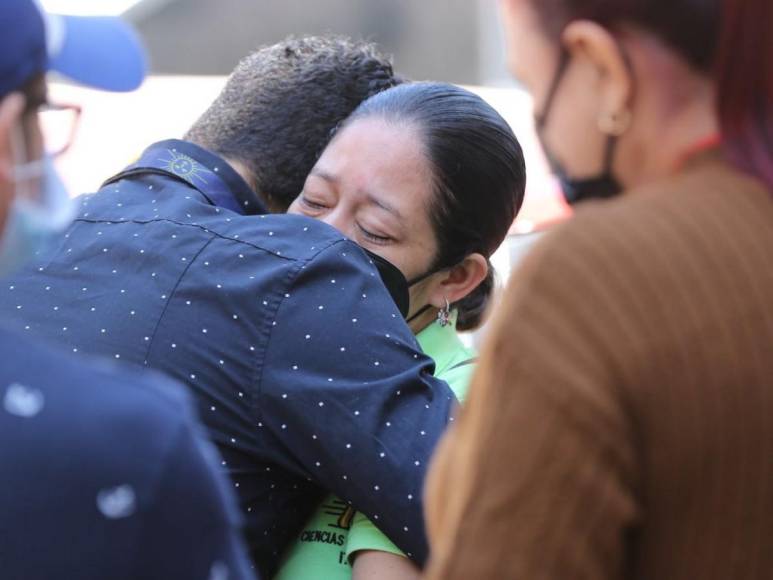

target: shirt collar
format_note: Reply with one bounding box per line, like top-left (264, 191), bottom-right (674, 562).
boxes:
top-left (416, 311), bottom-right (467, 375)
top-left (128, 139), bottom-right (267, 216)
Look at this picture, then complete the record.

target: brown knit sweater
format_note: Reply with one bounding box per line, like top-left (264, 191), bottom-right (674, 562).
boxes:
top-left (424, 155), bottom-right (773, 580)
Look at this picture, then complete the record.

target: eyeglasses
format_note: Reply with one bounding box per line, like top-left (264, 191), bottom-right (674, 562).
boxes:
top-left (38, 102), bottom-right (82, 158)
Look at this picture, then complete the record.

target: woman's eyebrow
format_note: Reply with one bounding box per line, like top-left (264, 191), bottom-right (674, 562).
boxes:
top-left (365, 192), bottom-right (402, 220)
top-left (309, 168), bottom-right (338, 185)
top-left (311, 167), bottom-right (403, 220)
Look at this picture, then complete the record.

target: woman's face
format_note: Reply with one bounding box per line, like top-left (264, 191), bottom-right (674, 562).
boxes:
top-left (289, 117), bottom-right (439, 283)
top-left (499, 0), bottom-right (625, 183)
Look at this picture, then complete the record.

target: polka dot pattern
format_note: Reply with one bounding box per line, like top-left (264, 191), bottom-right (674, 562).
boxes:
top-left (0, 139), bottom-right (458, 573)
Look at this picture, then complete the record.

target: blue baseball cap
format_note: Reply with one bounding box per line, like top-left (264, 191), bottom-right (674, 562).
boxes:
top-left (0, 0), bottom-right (147, 98)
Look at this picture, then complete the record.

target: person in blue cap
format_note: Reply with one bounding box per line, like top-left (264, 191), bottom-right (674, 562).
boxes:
top-left (0, 1), bottom-right (256, 578)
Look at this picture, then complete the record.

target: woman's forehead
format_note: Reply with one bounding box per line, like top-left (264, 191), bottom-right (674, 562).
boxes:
top-left (316, 117), bottom-right (434, 209)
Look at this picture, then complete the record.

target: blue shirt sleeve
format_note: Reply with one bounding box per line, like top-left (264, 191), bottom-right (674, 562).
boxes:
top-left (133, 412), bottom-right (257, 580)
top-left (258, 239), bottom-right (458, 566)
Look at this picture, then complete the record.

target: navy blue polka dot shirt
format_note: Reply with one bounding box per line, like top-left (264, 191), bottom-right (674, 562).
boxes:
top-left (0, 140), bottom-right (458, 578)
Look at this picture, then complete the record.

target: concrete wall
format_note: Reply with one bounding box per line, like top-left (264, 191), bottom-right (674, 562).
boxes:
top-left (134, 0), bottom-right (508, 85)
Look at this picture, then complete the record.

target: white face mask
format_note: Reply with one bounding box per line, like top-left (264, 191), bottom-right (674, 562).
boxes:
top-left (0, 131), bottom-right (74, 277)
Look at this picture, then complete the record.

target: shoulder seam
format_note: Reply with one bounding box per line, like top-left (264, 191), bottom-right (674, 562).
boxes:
top-left (251, 237), bottom-right (364, 410)
top-left (143, 235), bottom-right (217, 364)
top-left (72, 216), bottom-right (345, 263)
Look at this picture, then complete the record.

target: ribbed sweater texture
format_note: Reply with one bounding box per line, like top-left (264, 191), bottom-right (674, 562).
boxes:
top-left (424, 157), bottom-right (773, 580)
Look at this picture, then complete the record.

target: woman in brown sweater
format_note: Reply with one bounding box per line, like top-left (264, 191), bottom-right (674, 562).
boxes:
top-left (424, 1), bottom-right (773, 579)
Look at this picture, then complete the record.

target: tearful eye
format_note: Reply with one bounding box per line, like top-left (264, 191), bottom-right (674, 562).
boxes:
top-left (358, 223), bottom-right (392, 245)
top-left (299, 195), bottom-right (328, 211)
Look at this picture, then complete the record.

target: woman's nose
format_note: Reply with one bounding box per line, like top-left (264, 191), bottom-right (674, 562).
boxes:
top-left (320, 207), bottom-right (355, 239)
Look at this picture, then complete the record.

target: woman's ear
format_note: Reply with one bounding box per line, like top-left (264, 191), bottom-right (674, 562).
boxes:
top-left (562, 20), bottom-right (634, 132)
top-left (427, 253), bottom-right (488, 308)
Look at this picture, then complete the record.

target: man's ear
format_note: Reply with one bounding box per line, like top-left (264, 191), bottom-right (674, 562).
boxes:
top-left (563, 20), bottom-right (634, 130)
top-left (427, 253), bottom-right (488, 308)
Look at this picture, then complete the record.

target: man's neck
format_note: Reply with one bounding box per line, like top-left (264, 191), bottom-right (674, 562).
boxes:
top-left (182, 137), bottom-right (281, 212)
top-left (221, 155), bottom-right (285, 213)
top-left (220, 156), bottom-right (252, 189)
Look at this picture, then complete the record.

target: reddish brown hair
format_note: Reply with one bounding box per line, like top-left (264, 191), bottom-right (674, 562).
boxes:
top-left (716, 0), bottom-right (773, 189)
top-left (530, 0), bottom-right (773, 190)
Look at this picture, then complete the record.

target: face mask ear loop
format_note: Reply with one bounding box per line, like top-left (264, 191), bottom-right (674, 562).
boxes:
top-left (405, 254), bottom-right (468, 323)
top-left (535, 49), bottom-right (570, 131)
top-left (406, 268), bottom-right (438, 288)
top-left (603, 134), bottom-right (618, 174)
top-left (406, 264), bottom-right (448, 324)
top-left (406, 304), bottom-right (434, 325)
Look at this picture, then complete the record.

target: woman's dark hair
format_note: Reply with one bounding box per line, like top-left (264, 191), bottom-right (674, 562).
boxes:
top-left (527, 0), bottom-right (773, 190)
top-left (344, 82), bottom-right (526, 330)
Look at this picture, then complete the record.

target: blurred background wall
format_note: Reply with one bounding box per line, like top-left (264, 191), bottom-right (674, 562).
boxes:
top-left (126, 0), bottom-right (512, 85)
top-left (42, 0), bottom-right (566, 344)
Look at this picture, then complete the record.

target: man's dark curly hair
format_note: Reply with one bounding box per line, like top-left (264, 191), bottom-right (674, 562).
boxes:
top-left (185, 36), bottom-right (400, 211)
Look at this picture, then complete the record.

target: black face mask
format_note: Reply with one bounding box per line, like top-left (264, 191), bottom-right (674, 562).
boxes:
top-left (362, 248), bottom-right (410, 319)
top-left (403, 267), bottom-right (441, 325)
top-left (535, 50), bottom-right (623, 204)
top-left (364, 248), bottom-right (464, 324)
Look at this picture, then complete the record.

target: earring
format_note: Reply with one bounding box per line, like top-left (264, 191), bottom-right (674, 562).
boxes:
top-left (597, 109), bottom-right (632, 136)
top-left (437, 298), bottom-right (451, 328)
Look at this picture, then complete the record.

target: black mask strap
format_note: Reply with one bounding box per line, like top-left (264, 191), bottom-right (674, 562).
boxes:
top-left (406, 268), bottom-right (439, 287)
top-left (404, 254), bottom-right (468, 324)
top-left (535, 49), bottom-right (570, 131)
top-left (361, 249), bottom-right (410, 319)
top-left (407, 251), bottom-right (469, 288)
top-left (406, 304), bottom-right (434, 325)
top-left (603, 133), bottom-right (618, 172)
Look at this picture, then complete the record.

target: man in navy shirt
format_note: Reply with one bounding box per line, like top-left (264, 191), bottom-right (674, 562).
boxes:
top-left (0, 1), bottom-right (254, 578)
top-left (0, 35), bottom-right (458, 577)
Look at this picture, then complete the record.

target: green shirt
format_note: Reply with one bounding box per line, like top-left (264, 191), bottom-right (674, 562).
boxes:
top-left (274, 313), bottom-right (475, 580)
